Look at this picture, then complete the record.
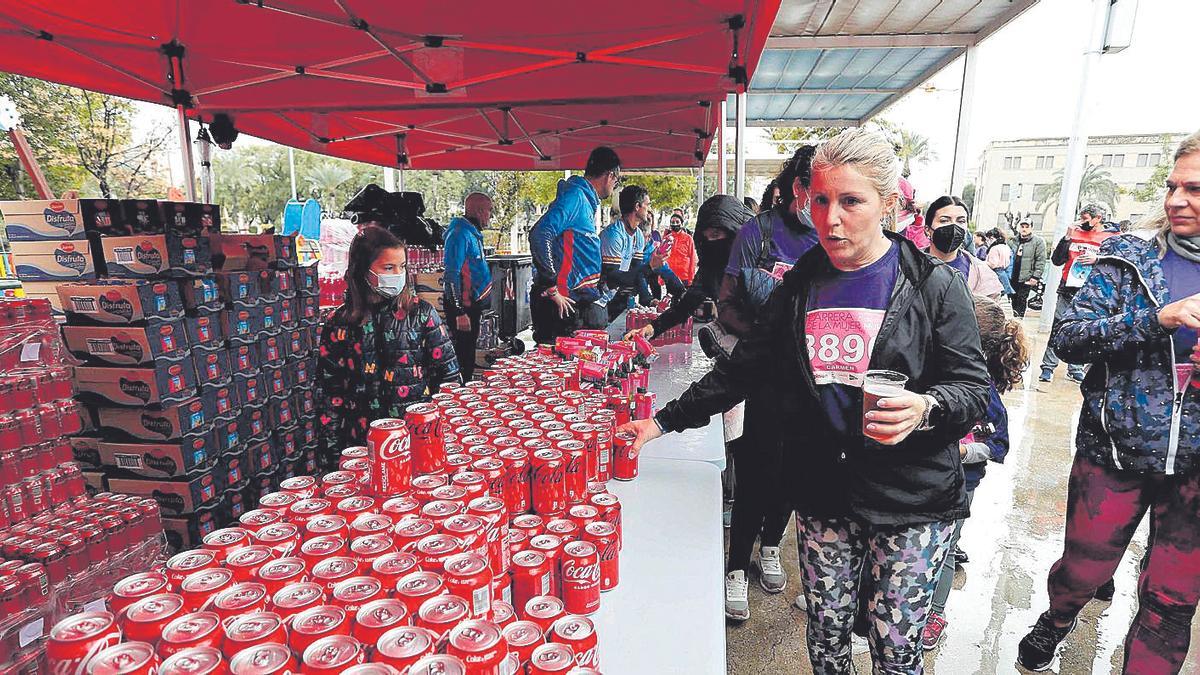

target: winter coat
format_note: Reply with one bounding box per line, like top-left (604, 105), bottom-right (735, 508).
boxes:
top-left (442, 217), bottom-right (493, 312)
top-left (963, 384), bottom-right (1010, 491)
top-left (317, 298), bottom-right (460, 467)
top-left (662, 229), bottom-right (698, 284)
top-left (963, 253), bottom-right (1005, 299)
top-left (1051, 234), bottom-right (1200, 475)
top-left (655, 231), bottom-right (990, 525)
top-left (528, 176), bottom-right (602, 302)
top-left (1008, 235), bottom-right (1047, 286)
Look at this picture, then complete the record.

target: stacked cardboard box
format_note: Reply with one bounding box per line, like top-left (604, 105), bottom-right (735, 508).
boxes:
top-left (1, 199), bottom-right (96, 314)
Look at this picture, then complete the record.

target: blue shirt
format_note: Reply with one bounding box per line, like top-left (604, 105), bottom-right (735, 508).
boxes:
top-left (1162, 249), bottom-right (1200, 367)
top-left (805, 241), bottom-right (901, 437)
top-left (598, 221), bottom-right (644, 305)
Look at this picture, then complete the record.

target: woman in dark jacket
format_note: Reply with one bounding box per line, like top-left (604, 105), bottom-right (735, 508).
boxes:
top-left (317, 226), bottom-right (460, 469)
top-left (620, 129), bottom-right (989, 673)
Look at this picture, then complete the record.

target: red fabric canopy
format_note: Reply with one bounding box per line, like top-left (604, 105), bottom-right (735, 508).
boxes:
top-left (0, 0), bottom-right (779, 169)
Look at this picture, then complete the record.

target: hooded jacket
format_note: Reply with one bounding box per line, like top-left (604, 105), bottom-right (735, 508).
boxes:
top-left (1051, 234), bottom-right (1200, 475)
top-left (662, 228), bottom-right (697, 284)
top-left (656, 232), bottom-right (989, 525)
top-left (528, 176), bottom-right (602, 302)
top-left (442, 216), bottom-right (493, 313)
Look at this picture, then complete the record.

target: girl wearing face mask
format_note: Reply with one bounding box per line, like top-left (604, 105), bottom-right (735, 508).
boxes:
top-left (923, 196), bottom-right (1004, 299)
top-left (316, 225), bottom-right (461, 470)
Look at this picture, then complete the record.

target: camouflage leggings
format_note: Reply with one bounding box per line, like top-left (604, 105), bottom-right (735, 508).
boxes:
top-left (1047, 453), bottom-right (1200, 674)
top-left (796, 514), bottom-right (953, 675)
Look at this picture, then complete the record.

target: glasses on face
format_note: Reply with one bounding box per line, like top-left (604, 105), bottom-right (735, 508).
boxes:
top-left (610, 172), bottom-right (622, 188)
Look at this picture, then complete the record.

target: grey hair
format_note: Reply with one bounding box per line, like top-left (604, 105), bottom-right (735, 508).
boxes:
top-left (812, 128), bottom-right (902, 228)
top-left (1174, 129), bottom-right (1200, 161)
top-left (1152, 131), bottom-right (1200, 255)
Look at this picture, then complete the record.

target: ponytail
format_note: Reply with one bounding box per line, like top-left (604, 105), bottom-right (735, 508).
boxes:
top-left (973, 295), bottom-right (1029, 392)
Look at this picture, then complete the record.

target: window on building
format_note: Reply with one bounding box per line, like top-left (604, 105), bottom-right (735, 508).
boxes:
top-left (1029, 213), bottom-right (1045, 229)
top-left (1000, 184), bottom-right (1011, 201)
top-left (1015, 184), bottom-right (1023, 199)
top-left (1101, 154), bottom-right (1113, 166)
top-left (1135, 182), bottom-right (1148, 192)
top-left (1035, 155), bottom-right (1056, 169)
top-left (1003, 156), bottom-right (1013, 170)
top-left (1151, 153), bottom-right (1162, 165)
top-left (1045, 155), bottom-right (1054, 169)
top-left (1113, 154), bottom-right (1125, 167)
top-left (1101, 154), bottom-right (1126, 168)
top-left (1033, 184), bottom-right (1047, 200)
top-left (1137, 153), bottom-right (1149, 167)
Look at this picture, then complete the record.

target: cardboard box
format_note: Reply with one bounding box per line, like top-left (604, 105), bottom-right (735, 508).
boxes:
top-left (282, 326), bottom-right (311, 361)
top-left (108, 468), bottom-right (220, 516)
top-left (272, 424), bottom-right (301, 460)
top-left (79, 199), bottom-right (130, 237)
top-left (227, 343), bottom-right (260, 376)
top-left (10, 239), bottom-right (95, 281)
top-left (200, 381), bottom-right (240, 425)
top-left (99, 234), bottom-right (212, 278)
top-left (70, 435), bottom-right (103, 470)
top-left (295, 264), bottom-right (319, 295)
top-left (82, 470), bottom-right (107, 497)
top-left (298, 295), bottom-right (319, 323)
top-left (119, 199), bottom-right (163, 234)
top-left (62, 318), bottom-right (190, 366)
top-left (278, 296), bottom-right (297, 329)
top-left (221, 306), bottom-right (261, 345)
top-left (246, 439), bottom-right (276, 475)
top-left (184, 310), bottom-right (224, 350)
top-left (414, 271), bottom-right (444, 294)
top-left (209, 233), bottom-right (297, 271)
top-left (21, 282), bottom-right (66, 315)
top-left (211, 416), bottom-right (242, 457)
top-left (97, 432), bottom-right (213, 479)
top-left (1, 199), bottom-right (86, 241)
top-left (163, 506), bottom-right (219, 553)
top-left (233, 372), bottom-right (267, 410)
top-left (258, 333), bottom-right (286, 368)
top-left (192, 346), bottom-right (232, 388)
top-left (57, 280), bottom-right (182, 324)
top-left (240, 404), bottom-right (269, 446)
top-left (215, 270), bottom-right (261, 307)
top-left (262, 363), bottom-right (290, 400)
top-left (417, 291), bottom-right (445, 314)
top-left (96, 396), bottom-right (208, 440)
top-left (271, 268), bottom-right (296, 298)
top-left (292, 356), bottom-right (315, 389)
top-left (259, 302), bottom-right (282, 334)
top-left (269, 396), bottom-right (296, 429)
top-left (75, 362), bottom-right (197, 407)
top-left (161, 201), bottom-right (220, 237)
top-left (217, 486), bottom-right (249, 527)
top-left (293, 386), bottom-right (316, 419)
top-left (178, 275), bottom-right (222, 313)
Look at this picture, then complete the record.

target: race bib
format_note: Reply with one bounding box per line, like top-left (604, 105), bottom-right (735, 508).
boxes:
top-left (1065, 243), bottom-right (1100, 288)
top-left (805, 308), bottom-right (886, 386)
top-left (769, 261), bottom-right (794, 281)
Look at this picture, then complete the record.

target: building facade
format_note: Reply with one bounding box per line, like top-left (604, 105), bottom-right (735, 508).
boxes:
top-left (973, 132), bottom-right (1185, 235)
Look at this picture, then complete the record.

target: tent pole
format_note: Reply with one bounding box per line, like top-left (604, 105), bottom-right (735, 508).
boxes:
top-left (948, 45), bottom-right (977, 196)
top-left (384, 166), bottom-right (395, 192)
top-left (696, 165), bottom-right (704, 214)
top-left (196, 129), bottom-right (213, 203)
top-left (398, 167), bottom-right (406, 191)
top-left (289, 147), bottom-right (297, 200)
top-left (734, 91), bottom-right (746, 201)
top-left (717, 99), bottom-right (727, 194)
top-left (176, 106), bottom-right (196, 201)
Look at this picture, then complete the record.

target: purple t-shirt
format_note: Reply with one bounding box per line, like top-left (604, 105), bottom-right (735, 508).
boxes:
top-left (805, 241), bottom-right (901, 436)
top-left (1162, 249), bottom-right (1200, 387)
top-left (725, 207), bottom-right (820, 278)
top-left (947, 251), bottom-right (973, 279)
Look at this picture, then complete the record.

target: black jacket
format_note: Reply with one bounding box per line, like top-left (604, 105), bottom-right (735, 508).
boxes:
top-left (655, 232), bottom-right (989, 525)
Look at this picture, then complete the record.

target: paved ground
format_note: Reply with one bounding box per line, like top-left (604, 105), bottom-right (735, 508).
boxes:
top-left (725, 312), bottom-right (1200, 674)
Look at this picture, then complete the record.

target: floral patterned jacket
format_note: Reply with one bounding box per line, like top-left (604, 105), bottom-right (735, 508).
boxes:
top-left (317, 297), bottom-right (460, 467)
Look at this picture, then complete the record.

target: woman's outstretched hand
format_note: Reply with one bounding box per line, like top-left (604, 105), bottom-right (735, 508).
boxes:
top-left (616, 418), bottom-right (663, 458)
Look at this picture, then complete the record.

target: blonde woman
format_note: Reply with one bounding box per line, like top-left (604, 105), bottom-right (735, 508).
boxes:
top-left (621, 128), bottom-right (989, 673)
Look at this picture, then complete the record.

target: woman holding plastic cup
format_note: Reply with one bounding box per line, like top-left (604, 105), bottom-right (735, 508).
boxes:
top-left (619, 128), bottom-right (989, 674)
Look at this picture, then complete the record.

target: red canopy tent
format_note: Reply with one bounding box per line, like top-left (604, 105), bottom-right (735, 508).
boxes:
top-left (0, 0), bottom-right (779, 170)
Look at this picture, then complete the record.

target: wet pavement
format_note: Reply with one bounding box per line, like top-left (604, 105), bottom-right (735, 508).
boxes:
top-left (710, 314), bottom-right (1200, 674)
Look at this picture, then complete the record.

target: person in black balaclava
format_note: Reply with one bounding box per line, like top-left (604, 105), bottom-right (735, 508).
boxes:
top-left (623, 194), bottom-right (753, 341)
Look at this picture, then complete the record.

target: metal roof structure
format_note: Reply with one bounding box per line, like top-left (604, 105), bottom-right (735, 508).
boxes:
top-left (733, 0), bottom-right (1040, 126)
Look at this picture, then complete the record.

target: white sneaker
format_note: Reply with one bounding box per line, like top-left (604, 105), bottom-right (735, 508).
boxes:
top-left (725, 570), bottom-right (750, 621)
top-left (852, 634), bottom-right (870, 656)
top-left (793, 594), bottom-right (807, 611)
top-left (754, 546), bottom-right (787, 593)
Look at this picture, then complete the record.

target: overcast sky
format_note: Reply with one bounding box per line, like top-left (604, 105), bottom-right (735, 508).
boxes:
top-left (883, 0), bottom-right (1196, 200)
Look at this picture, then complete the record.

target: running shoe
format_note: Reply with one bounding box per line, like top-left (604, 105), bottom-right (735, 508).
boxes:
top-left (953, 547), bottom-right (969, 564)
top-left (1017, 611), bottom-right (1077, 671)
top-left (754, 546), bottom-right (787, 593)
top-left (1094, 579), bottom-right (1115, 601)
top-left (725, 570), bottom-right (750, 621)
top-left (1038, 369), bottom-right (1053, 383)
top-left (922, 611), bottom-right (948, 651)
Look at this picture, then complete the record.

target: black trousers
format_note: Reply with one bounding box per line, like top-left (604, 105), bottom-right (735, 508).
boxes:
top-left (726, 434), bottom-right (792, 572)
top-left (445, 303), bottom-right (483, 382)
top-left (531, 283), bottom-right (606, 344)
top-left (1010, 282), bottom-right (1033, 317)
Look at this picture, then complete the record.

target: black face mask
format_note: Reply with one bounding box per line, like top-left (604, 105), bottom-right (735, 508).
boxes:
top-left (696, 237), bottom-right (734, 292)
top-left (931, 224), bottom-right (967, 253)
top-left (1080, 221), bottom-right (1095, 231)
top-left (670, 221), bottom-right (682, 231)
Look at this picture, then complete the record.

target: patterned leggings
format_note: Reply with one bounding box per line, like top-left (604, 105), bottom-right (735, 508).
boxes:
top-left (797, 515), bottom-right (953, 675)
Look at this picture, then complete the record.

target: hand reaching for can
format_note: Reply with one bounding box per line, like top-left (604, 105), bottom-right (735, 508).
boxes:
top-left (616, 418), bottom-right (661, 458)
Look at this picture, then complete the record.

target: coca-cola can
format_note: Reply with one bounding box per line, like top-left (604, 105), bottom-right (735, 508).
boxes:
top-left (311, 556), bottom-right (360, 592)
top-left (469, 458), bottom-right (505, 499)
top-left (528, 534), bottom-right (564, 596)
top-left (255, 557), bottom-right (308, 597)
top-left (228, 643), bottom-right (295, 675)
top-left (416, 594), bottom-right (471, 645)
top-left (530, 450), bottom-right (566, 517)
top-left (407, 654), bottom-right (467, 675)
top-left (526, 642), bottom-right (575, 674)
top-left (560, 541), bottom-right (601, 615)
top-left (165, 550), bottom-right (219, 588)
top-left (497, 448), bottom-right (530, 515)
top-left (502, 620), bottom-right (545, 670)
top-left (336, 496), bottom-right (377, 520)
top-left (412, 474), bottom-right (449, 502)
top-left (552, 441), bottom-right (587, 506)
top-left (371, 551), bottom-right (418, 587)
top-left (394, 570), bottom-right (446, 616)
top-left (288, 604), bottom-right (349, 655)
top-left (288, 498), bottom-right (333, 525)
top-left (238, 509), bottom-right (282, 533)
top-left (210, 583), bottom-right (269, 623)
top-left (446, 619), bottom-right (506, 675)
top-left (467, 498), bottom-right (510, 577)
top-left (159, 646), bottom-right (225, 675)
top-left (299, 535), bottom-right (348, 567)
top-left (443, 552), bottom-right (492, 620)
top-left (588, 492), bottom-right (622, 550)
top-left (352, 597), bottom-right (408, 646)
top-left (331, 575), bottom-right (385, 614)
top-left (279, 475), bottom-right (318, 498)
top-left (406, 403), bottom-right (446, 475)
top-left (223, 611), bottom-right (288, 653)
top-left (350, 513), bottom-right (394, 539)
top-left (159, 611), bottom-right (222, 656)
top-left (342, 665), bottom-right (401, 675)
top-left (544, 518), bottom-right (579, 542)
top-left (421, 499), bottom-right (461, 522)
top-left (251, 522), bottom-right (302, 558)
top-left (451, 471), bottom-right (489, 502)
top-left (349, 533), bottom-right (395, 564)
top-left (225, 545), bottom-right (275, 582)
top-left (510, 550), bottom-right (552, 619)
top-left (270, 581), bottom-right (325, 623)
top-left (375, 626), bottom-right (437, 671)
top-left (511, 514), bottom-right (544, 541)
top-left (380, 495), bottom-right (421, 521)
top-left (491, 600), bottom-right (515, 628)
top-left (47, 611), bottom-right (122, 674)
top-left (442, 514), bottom-right (487, 560)
top-left (550, 615), bottom-right (598, 669)
top-left (121, 592), bottom-right (186, 643)
top-left (393, 518), bottom-right (437, 553)
top-left (368, 419), bottom-right (413, 497)
top-left (612, 430), bottom-right (638, 481)
top-left (582, 521), bottom-right (619, 591)
top-left (302, 634), bottom-right (366, 671)
top-left (110, 571), bottom-right (170, 617)
top-left (414, 533), bottom-right (464, 572)
top-left (86, 642), bottom-right (159, 675)
top-left (257, 492), bottom-right (299, 515)
top-left (523, 595), bottom-right (565, 636)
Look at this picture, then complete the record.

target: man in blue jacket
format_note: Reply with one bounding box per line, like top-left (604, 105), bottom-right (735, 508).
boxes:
top-left (598, 184), bottom-right (649, 323)
top-left (443, 192), bottom-right (494, 380)
top-left (528, 146), bottom-right (621, 343)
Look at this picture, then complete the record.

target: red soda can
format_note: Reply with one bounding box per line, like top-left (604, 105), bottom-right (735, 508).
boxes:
top-left (588, 492), bottom-right (622, 549)
top-left (510, 551), bottom-right (553, 620)
top-left (416, 594), bottom-right (470, 645)
top-left (530, 450), bottom-right (566, 517)
top-left (560, 541), bottom-right (601, 615)
top-left (528, 534), bottom-right (564, 596)
top-left (288, 605), bottom-right (349, 655)
top-left (405, 403), bottom-right (446, 475)
top-left (223, 611), bottom-right (288, 653)
top-left (279, 475), bottom-right (318, 498)
top-left (567, 505), bottom-right (599, 531)
top-left (394, 518), bottom-right (437, 553)
top-left (523, 595), bottom-right (566, 636)
top-left (159, 611), bottom-right (223, 656)
top-left (394, 570), bottom-right (446, 616)
top-left (421, 499), bottom-right (461, 522)
top-left (442, 514), bottom-right (488, 559)
top-left (502, 620), bottom-right (545, 671)
top-left (467, 497), bottom-right (510, 577)
top-left (330, 575), bottom-right (385, 614)
top-left (371, 551), bottom-right (418, 587)
top-left (86, 642), bottom-right (160, 675)
top-left (470, 458), bottom-right (505, 499)
top-left (255, 557), bottom-right (308, 596)
top-left (159, 647), bottom-right (226, 675)
top-left (414, 533), bottom-right (464, 573)
top-left (225, 545), bottom-right (275, 582)
top-left (375, 626), bottom-right (437, 671)
top-left (324, 485), bottom-right (359, 500)
top-left (544, 518), bottom-right (579, 542)
top-left (407, 655), bottom-right (467, 675)
top-left (336, 496), bottom-right (377, 520)
top-left (47, 611), bottom-right (122, 674)
top-left (288, 498), bottom-right (333, 525)
top-left (380, 495), bottom-right (421, 521)
top-left (349, 533), bottom-right (395, 564)
top-left (582, 521), bottom-right (619, 591)
top-left (299, 534), bottom-right (348, 567)
top-left (270, 581), bottom-right (325, 623)
top-left (550, 615), bottom-right (599, 669)
top-left (612, 429), bottom-right (638, 480)
top-left (497, 447), bottom-right (531, 516)
top-left (311, 556), bottom-right (360, 592)
top-left (302, 634), bottom-right (366, 671)
top-left (256, 492), bottom-right (299, 515)
top-left (492, 600), bottom-right (515, 627)
top-left (410, 475), bottom-right (447, 503)
top-left (368, 419), bottom-right (413, 497)
top-left (352, 598), bottom-right (408, 646)
top-left (446, 619), bottom-right (506, 675)
top-left (443, 552), bottom-right (492, 619)
top-left (511, 514), bottom-right (544, 541)
top-left (451, 471), bottom-right (489, 502)
top-left (445, 453), bottom-right (473, 474)
top-left (633, 391), bottom-right (655, 420)
top-left (238, 509), bottom-right (282, 533)
top-left (567, 423), bottom-right (599, 483)
top-left (553, 441), bottom-right (587, 506)
top-left (431, 484), bottom-right (471, 511)
top-left (228, 643), bottom-right (295, 675)
top-left (110, 571), bottom-right (171, 616)
top-left (350, 513), bottom-right (394, 539)
top-left (165, 549), bottom-right (219, 588)
top-left (210, 583), bottom-right (270, 623)
top-left (121, 592), bottom-right (186, 643)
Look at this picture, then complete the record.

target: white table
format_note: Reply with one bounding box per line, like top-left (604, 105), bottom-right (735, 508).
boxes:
top-left (592, 456), bottom-right (725, 674)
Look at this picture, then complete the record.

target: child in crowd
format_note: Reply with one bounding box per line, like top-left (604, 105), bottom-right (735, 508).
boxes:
top-left (922, 295), bottom-right (1028, 649)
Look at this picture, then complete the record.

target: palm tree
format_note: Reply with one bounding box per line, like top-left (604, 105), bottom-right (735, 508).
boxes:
top-left (896, 130), bottom-right (937, 178)
top-left (306, 163), bottom-right (353, 211)
top-left (1034, 164), bottom-right (1119, 217)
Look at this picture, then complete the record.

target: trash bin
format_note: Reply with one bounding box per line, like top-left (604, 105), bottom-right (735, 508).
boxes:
top-left (487, 254), bottom-right (533, 345)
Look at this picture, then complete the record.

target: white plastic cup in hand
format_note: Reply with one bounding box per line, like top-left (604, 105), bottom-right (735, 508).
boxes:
top-left (862, 370), bottom-right (909, 435)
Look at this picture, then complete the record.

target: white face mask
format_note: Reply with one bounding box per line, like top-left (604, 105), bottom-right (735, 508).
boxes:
top-left (369, 270), bottom-right (406, 298)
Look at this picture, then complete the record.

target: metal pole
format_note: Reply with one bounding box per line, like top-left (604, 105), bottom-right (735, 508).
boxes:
top-left (717, 99), bottom-right (727, 194)
top-left (176, 107), bottom-right (196, 201)
top-left (734, 91), bottom-right (746, 201)
top-left (288, 147), bottom-right (297, 200)
top-left (196, 130), bottom-right (213, 203)
top-left (384, 166), bottom-right (395, 192)
top-left (1039, 0), bottom-right (1111, 333)
top-left (397, 167), bottom-right (406, 192)
top-left (949, 46), bottom-right (977, 195)
top-left (696, 164), bottom-right (705, 214)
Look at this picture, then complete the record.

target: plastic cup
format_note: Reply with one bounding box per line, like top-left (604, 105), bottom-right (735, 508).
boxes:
top-left (862, 370), bottom-right (909, 434)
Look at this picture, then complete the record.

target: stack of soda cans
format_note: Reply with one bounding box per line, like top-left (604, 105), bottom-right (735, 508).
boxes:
top-left (45, 333), bottom-right (658, 673)
top-left (623, 306), bottom-right (692, 346)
